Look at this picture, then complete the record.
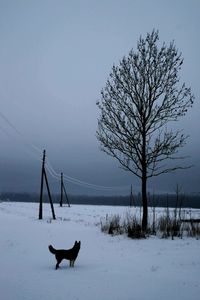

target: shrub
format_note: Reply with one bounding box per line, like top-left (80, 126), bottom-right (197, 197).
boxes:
top-left (157, 214), bottom-right (181, 239)
top-left (124, 215), bottom-right (145, 239)
top-left (101, 213), bottom-right (145, 238)
top-left (101, 214), bottom-right (123, 235)
top-left (100, 208), bottom-right (200, 239)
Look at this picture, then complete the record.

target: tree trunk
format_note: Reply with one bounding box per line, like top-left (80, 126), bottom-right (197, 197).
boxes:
top-left (141, 130), bottom-right (148, 232)
top-left (141, 174), bottom-right (148, 231)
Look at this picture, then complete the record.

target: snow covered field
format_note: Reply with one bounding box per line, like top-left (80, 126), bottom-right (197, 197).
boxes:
top-left (0, 201), bottom-right (200, 300)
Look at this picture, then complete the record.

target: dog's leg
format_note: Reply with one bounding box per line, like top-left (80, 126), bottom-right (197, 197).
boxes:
top-left (70, 260), bottom-right (75, 267)
top-left (56, 259), bottom-right (62, 269)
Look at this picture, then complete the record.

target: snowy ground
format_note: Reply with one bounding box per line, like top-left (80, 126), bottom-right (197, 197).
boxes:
top-left (0, 201), bottom-right (200, 300)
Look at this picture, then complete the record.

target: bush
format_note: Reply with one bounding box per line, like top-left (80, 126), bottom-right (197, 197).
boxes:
top-left (100, 208), bottom-right (200, 239)
top-left (157, 214), bottom-right (181, 239)
top-left (101, 214), bottom-right (123, 235)
top-left (101, 213), bottom-right (145, 239)
top-left (124, 215), bottom-right (145, 239)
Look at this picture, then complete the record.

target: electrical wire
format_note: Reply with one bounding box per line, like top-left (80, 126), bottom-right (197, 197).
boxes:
top-left (46, 159), bottom-right (129, 191)
top-left (0, 109), bottom-right (130, 192)
top-left (0, 110), bottom-right (42, 155)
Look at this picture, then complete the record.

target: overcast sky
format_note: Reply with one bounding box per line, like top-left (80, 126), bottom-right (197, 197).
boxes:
top-left (0, 0), bottom-right (199, 196)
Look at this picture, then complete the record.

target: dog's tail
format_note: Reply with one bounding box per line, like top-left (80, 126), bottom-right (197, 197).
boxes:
top-left (48, 245), bottom-right (57, 254)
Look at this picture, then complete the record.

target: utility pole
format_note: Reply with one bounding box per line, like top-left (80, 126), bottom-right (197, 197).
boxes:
top-left (60, 172), bottom-right (70, 207)
top-left (60, 173), bottom-right (63, 207)
top-left (43, 168), bottom-right (56, 219)
top-left (39, 150), bottom-right (46, 219)
top-left (39, 149), bottom-right (56, 219)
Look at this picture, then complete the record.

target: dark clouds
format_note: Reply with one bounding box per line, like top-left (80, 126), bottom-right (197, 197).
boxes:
top-left (0, 0), bottom-right (199, 195)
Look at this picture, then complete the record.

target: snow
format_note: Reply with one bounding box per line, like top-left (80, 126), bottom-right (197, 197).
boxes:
top-left (0, 201), bottom-right (200, 300)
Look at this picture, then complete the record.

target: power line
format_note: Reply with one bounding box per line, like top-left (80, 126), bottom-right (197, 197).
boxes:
top-left (46, 160), bottom-right (129, 191)
top-left (0, 110), bottom-right (42, 155)
top-left (46, 158), bottom-right (129, 191)
top-left (0, 109), bottom-right (130, 192)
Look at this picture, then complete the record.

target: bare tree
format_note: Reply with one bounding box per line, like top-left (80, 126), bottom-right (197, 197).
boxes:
top-left (96, 30), bottom-right (194, 231)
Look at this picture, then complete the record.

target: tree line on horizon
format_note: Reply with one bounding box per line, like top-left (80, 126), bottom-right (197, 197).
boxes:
top-left (1, 192), bottom-right (200, 209)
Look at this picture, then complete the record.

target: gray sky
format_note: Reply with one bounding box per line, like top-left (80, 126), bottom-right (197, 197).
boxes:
top-left (0, 0), bottom-right (199, 195)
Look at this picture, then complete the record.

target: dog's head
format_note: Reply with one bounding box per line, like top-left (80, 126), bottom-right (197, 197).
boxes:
top-left (74, 240), bottom-right (81, 250)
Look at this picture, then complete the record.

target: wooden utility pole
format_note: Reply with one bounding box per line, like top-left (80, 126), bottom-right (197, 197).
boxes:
top-left (43, 168), bottom-right (56, 219)
top-left (60, 172), bottom-right (70, 207)
top-left (60, 172), bottom-right (63, 207)
top-left (39, 149), bottom-right (56, 220)
top-left (39, 150), bottom-right (45, 219)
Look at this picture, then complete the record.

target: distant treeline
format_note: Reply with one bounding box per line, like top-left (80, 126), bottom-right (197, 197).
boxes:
top-left (0, 192), bottom-right (200, 208)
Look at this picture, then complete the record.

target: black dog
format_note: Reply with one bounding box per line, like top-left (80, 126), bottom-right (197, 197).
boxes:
top-left (48, 241), bottom-right (81, 269)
